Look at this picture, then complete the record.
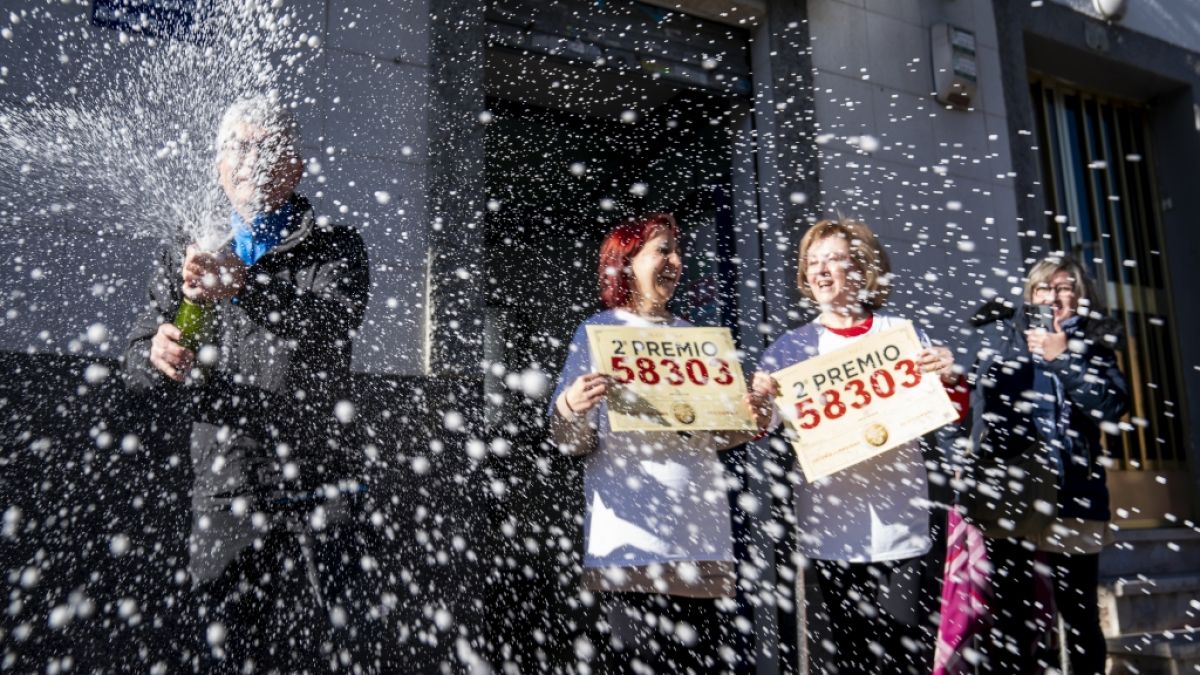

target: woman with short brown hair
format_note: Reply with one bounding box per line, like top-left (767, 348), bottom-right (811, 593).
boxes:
top-left (750, 217), bottom-right (960, 675)
top-left (794, 217), bottom-right (892, 311)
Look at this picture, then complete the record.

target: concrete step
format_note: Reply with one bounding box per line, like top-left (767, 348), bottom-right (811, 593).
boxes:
top-left (1107, 628), bottom-right (1200, 675)
top-left (1099, 573), bottom-right (1200, 636)
top-left (1100, 528), bottom-right (1200, 580)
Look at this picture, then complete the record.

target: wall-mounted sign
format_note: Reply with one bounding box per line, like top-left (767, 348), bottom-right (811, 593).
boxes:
top-left (91, 0), bottom-right (198, 39)
top-left (931, 23), bottom-right (977, 110)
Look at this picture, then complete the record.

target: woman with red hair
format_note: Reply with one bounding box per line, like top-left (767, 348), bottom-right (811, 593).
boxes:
top-left (548, 212), bottom-right (771, 672)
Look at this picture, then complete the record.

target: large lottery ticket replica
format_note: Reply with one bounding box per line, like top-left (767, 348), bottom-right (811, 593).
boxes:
top-left (772, 320), bottom-right (958, 481)
top-left (586, 325), bottom-right (756, 432)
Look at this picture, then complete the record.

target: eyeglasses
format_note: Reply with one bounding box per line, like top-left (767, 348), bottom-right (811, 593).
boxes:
top-left (221, 137), bottom-right (289, 160)
top-left (1033, 283), bottom-right (1076, 296)
top-left (804, 252), bottom-right (852, 269)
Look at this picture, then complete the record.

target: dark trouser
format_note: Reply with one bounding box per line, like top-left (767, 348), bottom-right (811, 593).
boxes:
top-left (980, 537), bottom-right (1039, 674)
top-left (982, 537), bottom-right (1105, 675)
top-left (1051, 551), bottom-right (1106, 674)
top-left (811, 556), bottom-right (936, 675)
top-left (192, 523), bottom-right (381, 674)
top-left (588, 592), bottom-right (741, 674)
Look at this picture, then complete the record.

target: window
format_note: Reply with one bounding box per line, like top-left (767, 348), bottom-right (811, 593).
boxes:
top-left (1030, 78), bottom-right (1186, 470)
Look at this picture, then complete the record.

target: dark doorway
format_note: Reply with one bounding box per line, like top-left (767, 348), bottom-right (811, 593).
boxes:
top-left (482, 77), bottom-right (746, 426)
top-left (477, 23), bottom-right (756, 669)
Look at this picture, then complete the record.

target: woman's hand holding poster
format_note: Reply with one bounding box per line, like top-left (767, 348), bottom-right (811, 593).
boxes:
top-left (773, 320), bottom-right (958, 480)
top-left (587, 325), bottom-right (755, 432)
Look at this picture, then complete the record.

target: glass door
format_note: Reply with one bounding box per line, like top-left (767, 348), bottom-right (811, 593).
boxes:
top-left (1030, 78), bottom-right (1190, 527)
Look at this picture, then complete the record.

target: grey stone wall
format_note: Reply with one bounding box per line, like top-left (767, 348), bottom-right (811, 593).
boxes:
top-left (0, 0), bottom-right (432, 376)
top-left (804, 0), bottom-right (1018, 350)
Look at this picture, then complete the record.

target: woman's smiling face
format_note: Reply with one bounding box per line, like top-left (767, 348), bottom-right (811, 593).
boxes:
top-left (1032, 269), bottom-right (1079, 323)
top-left (804, 234), bottom-right (859, 310)
top-left (628, 230), bottom-right (682, 310)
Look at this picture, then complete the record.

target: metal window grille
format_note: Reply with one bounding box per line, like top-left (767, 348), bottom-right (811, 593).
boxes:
top-left (1029, 78), bottom-right (1187, 471)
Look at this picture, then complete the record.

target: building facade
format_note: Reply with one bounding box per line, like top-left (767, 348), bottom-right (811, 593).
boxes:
top-left (1, 0), bottom-right (1198, 672)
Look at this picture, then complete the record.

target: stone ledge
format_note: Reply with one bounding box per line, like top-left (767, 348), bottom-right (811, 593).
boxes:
top-left (1108, 628), bottom-right (1200, 659)
top-left (1101, 527), bottom-right (1200, 579)
top-left (1103, 573), bottom-right (1200, 597)
top-left (1111, 527), bottom-right (1200, 544)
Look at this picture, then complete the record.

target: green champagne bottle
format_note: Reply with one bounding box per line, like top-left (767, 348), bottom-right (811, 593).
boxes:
top-left (174, 298), bottom-right (217, 352)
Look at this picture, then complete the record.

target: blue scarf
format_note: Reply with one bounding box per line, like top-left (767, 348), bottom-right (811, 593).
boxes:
top-left (1031, 314), bottom-right (1082, 478)
top-left (230, 202), bottom-right (292, 266)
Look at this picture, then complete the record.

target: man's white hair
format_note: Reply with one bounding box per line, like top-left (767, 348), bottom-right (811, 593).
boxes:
top-left (217, 94), bottom-right (301, 151)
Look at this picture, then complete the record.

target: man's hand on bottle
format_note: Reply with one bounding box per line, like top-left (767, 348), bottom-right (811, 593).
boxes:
top-left (150, 323), bottom-right (192, 382)
top-left (182, 246), bottom-right (246, 303)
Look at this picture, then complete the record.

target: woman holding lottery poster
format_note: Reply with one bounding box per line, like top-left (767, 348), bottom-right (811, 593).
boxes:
top-left (749, 218), bottom-right (962, 675)
top-left (548, 212), bottom-right (772, 673)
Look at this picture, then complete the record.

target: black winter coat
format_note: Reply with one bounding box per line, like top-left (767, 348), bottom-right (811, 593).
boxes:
top-left (966, 299), bottom-right (1129, 521)
top-left (124, 195), bottom-right (370, 580)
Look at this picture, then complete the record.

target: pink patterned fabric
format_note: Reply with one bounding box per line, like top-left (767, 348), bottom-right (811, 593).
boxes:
top-left (934, 510), bottom-right (993, 675)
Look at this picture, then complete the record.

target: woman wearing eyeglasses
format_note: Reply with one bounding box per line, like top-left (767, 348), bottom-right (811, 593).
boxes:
top-left (965, 256), bottom-right (1128, 674)
top-left (748, 218), bottom-right (961, 675)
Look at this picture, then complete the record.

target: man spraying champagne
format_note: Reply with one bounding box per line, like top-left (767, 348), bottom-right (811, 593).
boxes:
top-left (124, 96), bottom-right (373, 670)
top-left (151, 96), bottom-right (304, 374)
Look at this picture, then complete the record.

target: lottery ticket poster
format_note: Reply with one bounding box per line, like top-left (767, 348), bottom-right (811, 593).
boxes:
top-left (772, 320), bottom-right (958, 481)
top-left (586, 325), bottom-right (756, 432)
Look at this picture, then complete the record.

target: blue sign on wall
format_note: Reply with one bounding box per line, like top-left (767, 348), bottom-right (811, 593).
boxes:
top-left (91, 0), bottom-right (199, 39)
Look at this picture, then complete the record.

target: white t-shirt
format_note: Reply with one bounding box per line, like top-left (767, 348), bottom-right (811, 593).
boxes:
top-left (549, 309), bottom-right (736, 576)
top-left (759, 313), bottom-right (933, 563)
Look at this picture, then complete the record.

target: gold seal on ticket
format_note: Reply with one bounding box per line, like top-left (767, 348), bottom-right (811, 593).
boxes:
top-left (864, 423), bottom-right (889, 447)
top-left (672, 403), bottom-right (697, 425)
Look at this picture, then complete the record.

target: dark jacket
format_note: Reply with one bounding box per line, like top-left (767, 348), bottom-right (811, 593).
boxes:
top-left (124, 195), bottom-right (369, 579)
top-left (966, 298), bottom-right (1128, 521)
